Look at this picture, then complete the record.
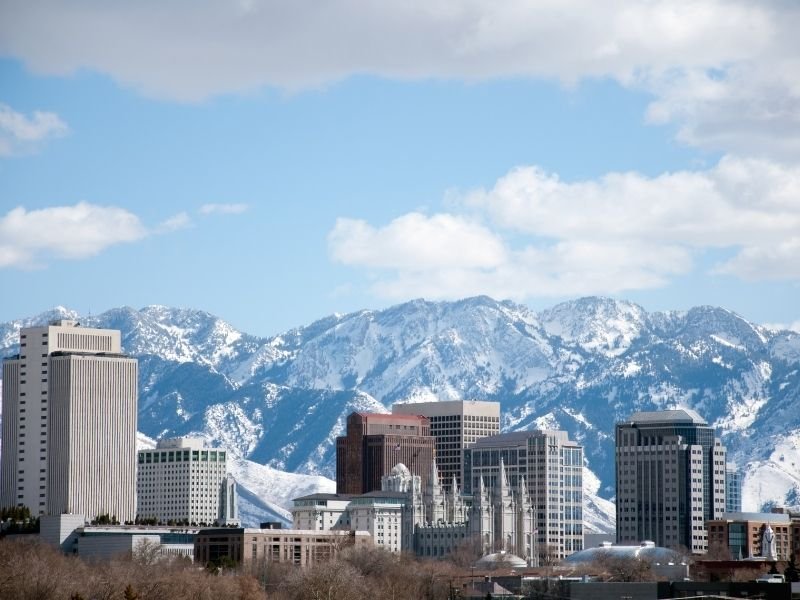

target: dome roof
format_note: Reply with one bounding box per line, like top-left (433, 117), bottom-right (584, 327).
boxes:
top-left (563, 541), bottom-right (681, 565)
top-left (390, 463), bottom-right (411, 478)
top-left (475, 551), bottom-right (528, 569)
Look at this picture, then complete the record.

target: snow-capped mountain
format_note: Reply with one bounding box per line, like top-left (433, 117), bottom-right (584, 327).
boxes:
top-left (2, 296), bottom-right (800, 531)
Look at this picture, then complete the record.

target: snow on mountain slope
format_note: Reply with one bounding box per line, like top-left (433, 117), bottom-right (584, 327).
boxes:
top-left (3, 295), bottom-right (800, 530)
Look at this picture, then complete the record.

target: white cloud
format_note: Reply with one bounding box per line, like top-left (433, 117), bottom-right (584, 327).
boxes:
top-left (0, 1), bottom-right (796, 157)
top-left (199, 203), bottom-right (248, 215)
top-left (329, 213), bottom-right (507, 271)
top-left (329, 155), bottom-right (800, 300)
top-left (157, 211), bottom-right (192, 232)
top-left (0, 203), bottom-right (146, 268)
top-left (0, 102), bottom-right (68, 156)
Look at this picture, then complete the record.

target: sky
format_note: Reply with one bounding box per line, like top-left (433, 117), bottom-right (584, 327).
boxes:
top-left (0, 0), bottom-right (799, 336)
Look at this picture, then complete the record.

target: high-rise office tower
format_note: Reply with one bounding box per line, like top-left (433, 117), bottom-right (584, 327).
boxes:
top-left (725, 463), bottom-right (742, 513)
top-left (392, 400), bottom-right (500, 492)
top-left (137, 437), bottom-right (238, 525)
top-left (615, 409), bottom-right (726, 554)
top-left (1, 321), bottom-right (138, 521)
top-left (335, 412), bottom-right (435, 495)
top-left (463, 430), bottom-right (584, 558)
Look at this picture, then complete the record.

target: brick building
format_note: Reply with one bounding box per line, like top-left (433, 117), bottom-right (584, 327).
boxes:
top-left (335, 412), bottom-right (435, 495)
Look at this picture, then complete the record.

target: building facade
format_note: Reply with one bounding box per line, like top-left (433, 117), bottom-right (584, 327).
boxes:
top-left (194, 527), bottom-right (372, 567)
top-left (707, 511), bottom-right (794, 560)
top-left (137, 437), bottom-right (238, 526)
top-left (1, 321), bottom-right (138, 521)
top-left (335, 412), bottom-right (435, 495)
top-left (616, 409), bottom-right (727, 554)
top-left (725, 464), bottom-right (743, 514)
top-left (392, 400), bottom-right (500, 492)
top-left (464, 430), bottom-right (584, 558)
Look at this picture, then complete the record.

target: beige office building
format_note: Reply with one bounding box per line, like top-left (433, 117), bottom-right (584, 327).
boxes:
top-left (1, 321), bottom-right (137, 521)
top-left (392, 400), bottom-right (500, 491)
top-left (137, 437), bottom-right (238, 526)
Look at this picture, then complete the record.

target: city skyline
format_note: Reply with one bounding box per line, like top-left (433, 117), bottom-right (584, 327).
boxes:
top-left (1, 1), bottom-right (799, 336)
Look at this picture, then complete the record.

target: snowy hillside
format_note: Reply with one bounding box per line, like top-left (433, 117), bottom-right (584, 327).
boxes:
top-left (3, 296), bottom-right (800, 531)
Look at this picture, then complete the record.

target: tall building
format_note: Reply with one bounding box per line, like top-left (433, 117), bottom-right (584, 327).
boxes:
top-left (725, 463), bottom-right (742, 513)
top-left (615, 409), bottom-right (727, 554)
top-left (463, 430), bottom-right (584, 558)
top-left (137, 437), bottom-right (238, 526)
top-left (335, 412), bottom-right (435, 495)
top-left (1, 321), bottom-right (138, 521)
top-left (392, 400), bottom-right (500, 492)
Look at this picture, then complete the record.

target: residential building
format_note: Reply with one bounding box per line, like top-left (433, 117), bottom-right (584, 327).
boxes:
top-left (392, 400), bottom-right (500, 492)
top-left (1, 321), bottom-right (138, 521)
top-left (335, 412), bottom-right (435, 495)
top-left (194, 527), bottom-right (372, 566)
top-left (725, 463), bottom-right (742, 513)
top-left (615, 409), bottom-right (727, 554)
top-left (137, 437), bottom-right (238, 526)
top-left (463, 430), bottom-right (584, 559)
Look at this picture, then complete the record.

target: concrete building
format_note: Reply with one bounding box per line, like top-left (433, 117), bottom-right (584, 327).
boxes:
top-left (290, 493), bottom-right (352, 531)
top-left (347, 491), bottom-right (406, 553)
top-left (726, 463), bottom-right (743, 513)
top-left (335, 412), bottom-right (435, 495)
top-left (392, 400), bottom-right (500, 492)
top-left (40, 514), bottom-right (197, 561)
top-left (707, 511), bottom-right (793, 560)
top-left (615, 409), bottom-right (727, 554)
top-left (464, 430), bottom-right (584, 559)
top-left (194, 527), bottom-right (372, 566)
top-left (137, 437), bottom-right (238, 526)
top-left (1, 321), bottom-right (138, 521)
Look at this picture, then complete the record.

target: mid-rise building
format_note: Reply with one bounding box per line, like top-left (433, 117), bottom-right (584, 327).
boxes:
top-left (335, 412), bottom-right (435, 495)
top-left (725, 463), bottom-right (742, 513)
top-left (463, 430), bottom-right (584, 559)
top-left (137, 437), bottom-right (238, 526)
top-left (392, 400), bottom-right (500, 492)
top-left (194, 527), bottom-right (372, 566)
top-left (1, 321), bottom-right (138, 521)
top-left (707, 512), bottom-right (793, 560)
top-left (615, 409), bottom-right (727, 554)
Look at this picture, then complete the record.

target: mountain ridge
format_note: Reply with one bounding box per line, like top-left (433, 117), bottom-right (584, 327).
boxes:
top-left (2, 296), bottom-right (800, 530)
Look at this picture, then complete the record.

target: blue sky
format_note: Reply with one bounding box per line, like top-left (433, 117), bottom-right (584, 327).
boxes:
top-left (1, 1), bottom-right (798, 336)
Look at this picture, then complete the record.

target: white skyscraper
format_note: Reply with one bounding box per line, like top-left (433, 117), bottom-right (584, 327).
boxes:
top-left (137, 437), bottom-right (238, 526)
top-left (1, 320), bottom-right (138, 521)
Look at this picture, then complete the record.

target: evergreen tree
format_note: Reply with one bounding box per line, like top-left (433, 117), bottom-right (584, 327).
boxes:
top-left (785, 556), bottom-right (800, 582)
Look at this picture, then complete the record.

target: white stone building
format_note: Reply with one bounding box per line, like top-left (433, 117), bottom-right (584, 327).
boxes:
top-left (1, 321), bottom-right (138, 521)
top-left (290, 494), bottom-right (352, 531)
top-left (137, 437), bottom-right (238, 526)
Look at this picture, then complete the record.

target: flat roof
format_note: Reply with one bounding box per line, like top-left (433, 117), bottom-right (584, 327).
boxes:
top-left (711, 512), bottom-right (791, 523)
top-left (626, 409), bottom-right (708, 426)
top-left (292, 493), bottom-right (353, 502)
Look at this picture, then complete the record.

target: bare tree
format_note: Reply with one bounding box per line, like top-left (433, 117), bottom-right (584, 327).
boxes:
top-left (591, 551), bottom-right (656, 582)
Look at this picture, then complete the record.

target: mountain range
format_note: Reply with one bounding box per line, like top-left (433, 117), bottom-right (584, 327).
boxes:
top-left (2, 296), bottom-right (800, 530)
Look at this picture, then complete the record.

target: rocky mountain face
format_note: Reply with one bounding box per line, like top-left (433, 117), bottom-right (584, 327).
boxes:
top-left (2, 297), bottom-right (799, 529)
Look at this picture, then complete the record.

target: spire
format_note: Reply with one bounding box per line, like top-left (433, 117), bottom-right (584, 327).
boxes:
top-left (451, 474), bottom-right (459, 497)
top-left (498, 457), bottom-right (510, 498)
top-left (429, 459), bottom-right (439, 489)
